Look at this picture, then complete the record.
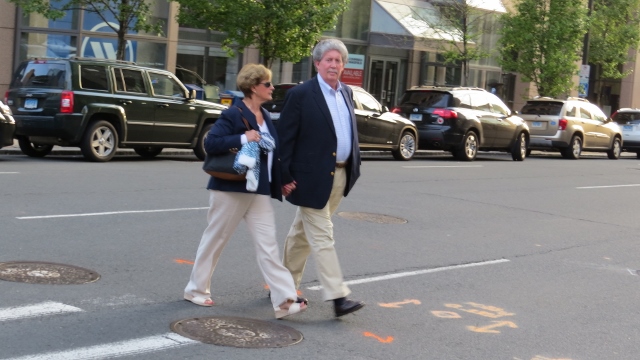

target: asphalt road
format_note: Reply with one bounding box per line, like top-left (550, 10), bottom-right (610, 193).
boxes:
top-left (1, 151), bottom-right (639, 360)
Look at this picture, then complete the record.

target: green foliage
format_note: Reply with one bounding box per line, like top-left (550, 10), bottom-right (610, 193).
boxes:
top-left (8, 0), bottom-right (163, 60)
top-left (499, 0), bottom-right (588, 98)
top-left (174, 0), bottom-right (350, 68)
top-left (589, 0), bottom-right (640, 79)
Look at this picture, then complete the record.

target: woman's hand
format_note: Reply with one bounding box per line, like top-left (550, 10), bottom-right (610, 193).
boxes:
top-left (245, 130), bottom-right (261, 142)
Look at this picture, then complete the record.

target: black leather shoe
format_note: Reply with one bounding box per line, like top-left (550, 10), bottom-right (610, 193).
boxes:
top-left (334, 298), bottom-right (365, 317)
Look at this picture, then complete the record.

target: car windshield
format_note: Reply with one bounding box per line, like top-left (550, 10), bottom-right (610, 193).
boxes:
top-left (272, 85), bottom-right (295, 101)
top-left (520, 101), bottom-right (563, 115)
top-left (11, 62), bottom-right (66, 89)
top-left (401, 91), bottom-right (451, 108)
top-left (613, 112), bottom-right (640, 124)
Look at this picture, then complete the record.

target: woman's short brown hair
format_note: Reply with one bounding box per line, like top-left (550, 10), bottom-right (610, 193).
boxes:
top-left (237, 64), bottom-right (272, 98)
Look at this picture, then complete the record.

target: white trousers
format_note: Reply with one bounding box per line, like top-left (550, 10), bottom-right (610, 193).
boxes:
top-left (282, 167), bottom-right (351, 301)
top-left (184, 190), bottom-right (297, 309)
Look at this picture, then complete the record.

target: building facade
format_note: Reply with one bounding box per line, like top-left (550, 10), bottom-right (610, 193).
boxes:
top-left (1, 0), bottom-right (639, 114)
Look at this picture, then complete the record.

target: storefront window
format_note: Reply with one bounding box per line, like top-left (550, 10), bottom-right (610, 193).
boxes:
top-left (78, 36), bottom-right (165, 67)
top-left (82, 2), bottom-right (168, 36)
top-left (21, 2), bottom-right (78, 30)
top-left (19, 33), bottom-right (77, 61)
top-left (326, 0), bottom-right (370, 41)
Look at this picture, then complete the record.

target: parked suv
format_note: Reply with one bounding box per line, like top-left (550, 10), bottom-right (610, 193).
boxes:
top-left (610, 108), bottom-right (640, 158)
top-left (519, 97), bottom-right (622, 159)
top-left (393, 86), bottom-right (529, 161)
top-left (4, 58), bottom-right (227, 162)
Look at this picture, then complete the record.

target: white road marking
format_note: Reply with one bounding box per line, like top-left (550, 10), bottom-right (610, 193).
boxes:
top-left (0, 301), bottom-right (83, 322)
top-left (306, 259), bottom-right (510, 290)
top-left (16, 207), bottom-right (208, 220)
top-left (0, 172), bottom-right (19, 174)
top-left (576, 184), bottom-right (640, 189)
top-left (4, 333), bottom-right (197, 360)
top-left (402, 165), bottom-right (482, 168)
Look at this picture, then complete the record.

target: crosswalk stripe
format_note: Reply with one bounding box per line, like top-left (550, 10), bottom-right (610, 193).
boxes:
top-left (0, 301), bottom-right (83, 322)
top-left (4, 333), bottom-right (198, 360)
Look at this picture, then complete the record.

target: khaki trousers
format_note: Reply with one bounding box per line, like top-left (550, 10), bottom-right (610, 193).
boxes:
top-left (282, 167), bottom-right (351, 301)
top-left (184, 190), bottom-right (297, 309)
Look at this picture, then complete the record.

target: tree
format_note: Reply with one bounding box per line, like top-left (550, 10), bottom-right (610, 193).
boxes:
top-left (588, 0), bottom-right (640, 104)
top-left (8, 0), bottom-right (163, 60)
top-left (498, 0), bottom-right (588, 98)
top-left (174, 0), bottom-right (351, 68)
top-left (426, 0), bottom-right (497, 87)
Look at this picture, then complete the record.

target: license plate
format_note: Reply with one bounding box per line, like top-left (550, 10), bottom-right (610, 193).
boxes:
top-left (409, 113), bottom-right (422, 121)
top-left (270, 112), bottom-right (280, 120)
top-left (623, 125), bottom-right (633, 131)
top-left (24, 98), bottom-right (38, 109)
top-left (532, 121), bottom-right (542, 128)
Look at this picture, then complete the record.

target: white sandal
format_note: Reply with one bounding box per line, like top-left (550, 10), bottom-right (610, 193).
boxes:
top-left (275, 299), bottom-right (307, 319)
top-left (184, 294), bottom-right (214, 307)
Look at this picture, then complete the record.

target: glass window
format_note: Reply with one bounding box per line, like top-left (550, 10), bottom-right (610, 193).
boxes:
top-left (82, 2), bottom-right (168, 36)
top-left (149, 72), bottom-right (186, 98)
top-left (456, 93), bottom-right (472, 109)
top-left (19, 33), bottom-right (77, 61)
top-left (472, 93), bottom-right (491, 111)
top-left (400, 91), bottom-right (451, 108)
top-left (565, 105), bottom-right (577, 117)
top-left (354, 90), bottom-right (381, 112)
top-left (21, 1), bottom-right (78, 30)
top-left (114, 68), bottom-right (147, 93)
top-left (329, 0), bottom-right (371, 40)
top-left (586, 104), bottom-right (606, 121)
top-left (78, 37), bottom-right (165, 68)
top-left (80, 65), bottom-right (108, 91)
top-left (489, 94), bottom-right (510, 116)
top-left (520, 101), bottom-right (563, 116)
top-left (10, 61), bottom-right (67, 89)
top-left (612, 111), bottom-right (640, 124)
top-left (579, 107), bottom-right (591, 119)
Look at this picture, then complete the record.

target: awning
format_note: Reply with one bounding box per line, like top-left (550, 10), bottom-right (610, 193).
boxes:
top-left (370, 0), bottom-right (505, 51)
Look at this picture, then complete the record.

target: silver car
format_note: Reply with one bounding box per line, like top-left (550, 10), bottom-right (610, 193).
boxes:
top-left (519, 97), bottom-right (622, 159)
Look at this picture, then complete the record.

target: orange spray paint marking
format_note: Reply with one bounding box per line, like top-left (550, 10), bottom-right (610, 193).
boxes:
top-left (174, 259), bottom-right (194, 265)
top-left (467, 320), bottom-right (517, 333)
top-left (363, 332), bottom-right (394, 343)
top-left (378, 299), bottom-right (421, 308)
top-left (431, 311), bottom-right (461, 319)
top-left (264, 285), bottom-right (270, 289)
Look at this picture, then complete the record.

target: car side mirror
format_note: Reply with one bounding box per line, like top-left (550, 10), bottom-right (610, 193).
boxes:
top-left (382, 105), bottom-right (389, 113)
top-left (188, 89), bottom-right (197, 100)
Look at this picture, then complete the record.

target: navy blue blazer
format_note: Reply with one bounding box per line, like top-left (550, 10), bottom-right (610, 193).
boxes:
top-left (205, 101), bottom-right (283, 201)
top-left (277, 76), bottom-right (361, 209)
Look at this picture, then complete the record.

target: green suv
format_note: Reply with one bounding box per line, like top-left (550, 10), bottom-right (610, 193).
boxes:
top-left (4, 58), bottom-right (226, 162)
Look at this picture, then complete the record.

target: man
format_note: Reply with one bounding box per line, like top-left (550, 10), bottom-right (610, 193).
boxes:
top-left (277, 38), bottom-right (364, 317)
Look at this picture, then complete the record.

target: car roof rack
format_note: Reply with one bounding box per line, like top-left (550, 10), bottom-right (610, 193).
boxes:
top-left (70, 57), bottom-right (137, 65)
top-left (410, 85), bottom-right (485, 91)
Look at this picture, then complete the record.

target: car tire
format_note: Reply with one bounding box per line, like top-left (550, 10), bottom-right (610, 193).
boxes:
top-left (511, 132), bottom-right (527, 161)
top-left (606, 137), bottom-right (621, 160)
top-left (454, 131), bottom-right (478, 161)
top-left (194, 123), bottom-right (213, 161)
top-left (80, 120), bottom-right (118, 162)
top-left (134, 146), bottom-right (163, 158)
top-left (392, 131), bottom-right (416, 161)
top-left (17, 136), bottom-right (53, 158)
top-left (561, 135), bottom-right (582, 159)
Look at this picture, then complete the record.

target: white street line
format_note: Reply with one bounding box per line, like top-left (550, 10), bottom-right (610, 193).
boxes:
top-left (576, 184), bottom-right (640, 189)
top-left (306, 259), bottom-right (510, 290)
top-left (0, 301), bottom-right (83, 322)
top-left (402, 165), bottom-right (483, 168)
top-left (4, 333), bottom-right (197, 360)
top-left (0, 172), bottom-right (19, 174)
top-left (16, 207), bottom-right (208, 220)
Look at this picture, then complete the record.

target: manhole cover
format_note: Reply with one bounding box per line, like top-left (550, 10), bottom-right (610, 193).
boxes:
top-left (338, 212), bottom-right (407, 224)
top-left (0, 261), bottom-right (100, 285)
top-left (170, 316), bottom-right (303, 348)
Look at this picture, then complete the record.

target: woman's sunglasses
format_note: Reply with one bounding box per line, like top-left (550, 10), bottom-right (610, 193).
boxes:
top-left (260, 82), bottom-right (272, 88)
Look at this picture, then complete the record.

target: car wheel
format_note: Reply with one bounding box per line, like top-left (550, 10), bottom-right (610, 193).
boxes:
top-left (561, 135), bottom-right (581, 159)
top-left (511, 132), bottom-right (527, 161)
top-left (392, 131), bottom-right (416, 161)
top-left (17, 136), bottom-right (53, 158)
top-left (134, 146), bottom-right (163, 158)
top-left (454, 131), bottom-right (478, 161)
top-left (80, 120), bottom-right (118, 162)
top-left (194, 123), bottom-right (213, 161)
top-left (607, 137), bottom-right (621, 160)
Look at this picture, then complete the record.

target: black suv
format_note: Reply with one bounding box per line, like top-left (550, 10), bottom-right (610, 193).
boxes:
top-left (393, 86), bottom-right (529, 161)
top-left (4, 58), bottom-right (227, 162)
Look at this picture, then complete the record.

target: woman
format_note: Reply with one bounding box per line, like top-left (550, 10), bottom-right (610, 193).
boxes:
top-left (184, 64), bottom-right (306, 319)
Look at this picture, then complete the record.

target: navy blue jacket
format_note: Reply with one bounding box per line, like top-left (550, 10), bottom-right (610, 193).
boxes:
top-left (277, 76), bottom-right (361, 209)
top-left (205, 102), bottom-right (283, 201)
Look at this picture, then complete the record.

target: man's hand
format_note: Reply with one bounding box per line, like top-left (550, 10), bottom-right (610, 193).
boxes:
top-left (282, 181), bottom-right (297, 196)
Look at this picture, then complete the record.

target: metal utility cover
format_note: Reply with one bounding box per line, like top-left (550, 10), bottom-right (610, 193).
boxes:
top-left (170, 316), bottom-right (303, 348)
top-left (0, 261), bottom-right (100, 285)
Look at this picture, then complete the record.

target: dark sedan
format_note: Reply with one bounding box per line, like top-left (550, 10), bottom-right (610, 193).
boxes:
top-left (0, 100), bottom-right (15, 149)
top-left (264, 83), bottom-right (418, 160)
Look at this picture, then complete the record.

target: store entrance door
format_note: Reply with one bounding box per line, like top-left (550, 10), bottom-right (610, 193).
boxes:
top-left (368, 59), bottom-right (399, 108)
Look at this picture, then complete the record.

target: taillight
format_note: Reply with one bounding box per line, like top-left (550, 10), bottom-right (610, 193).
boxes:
top-left (391, 107), bottom-right (402, 114)
top-left (433, 108), bottom-right (458, 118)
top-left (60, 91), bottom-right (74, 113)
top-left (558, 118), bottom-right (568, 130)
top-left (3, 91), bottom-right (7, 104)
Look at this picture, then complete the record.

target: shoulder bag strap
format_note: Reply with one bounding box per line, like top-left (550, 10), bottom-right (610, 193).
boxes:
top-left (235, 106), bottom-right (252, 131)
